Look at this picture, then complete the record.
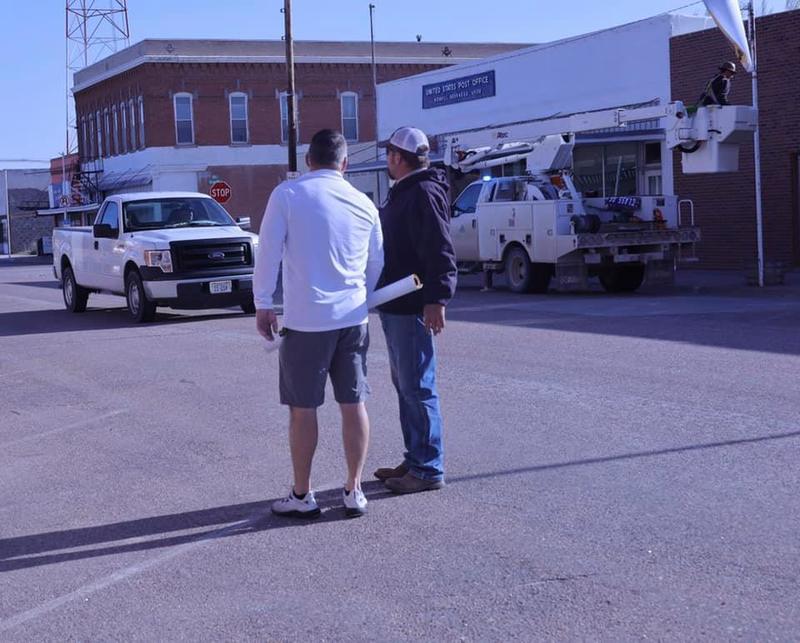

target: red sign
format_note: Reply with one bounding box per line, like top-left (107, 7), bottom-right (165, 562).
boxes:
top-left (209, 181), bottom-right (232, 204)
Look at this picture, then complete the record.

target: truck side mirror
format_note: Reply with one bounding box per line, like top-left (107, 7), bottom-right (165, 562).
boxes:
top-left (93, 223), bottom-right (116, 238)
top-left (236, 216), bottom-right (251, 231)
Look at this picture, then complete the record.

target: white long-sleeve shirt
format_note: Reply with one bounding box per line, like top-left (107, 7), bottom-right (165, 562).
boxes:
top-left (253, 169), bottom-right (384, 332)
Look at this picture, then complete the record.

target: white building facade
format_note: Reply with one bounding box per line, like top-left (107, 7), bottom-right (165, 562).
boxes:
top-left (375, 14), bottom-right (712, 199)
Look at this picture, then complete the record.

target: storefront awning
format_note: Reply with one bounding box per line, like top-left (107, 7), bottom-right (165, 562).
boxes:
top-left (97, 166), bottom-right (153, 191)
top-left (36, 203), bottom-right (101, 217)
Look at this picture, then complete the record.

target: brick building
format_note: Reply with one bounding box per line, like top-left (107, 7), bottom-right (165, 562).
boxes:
top-left (68, 39), bottom-right (524, 231)
top-left (670, 9), bottom-right (800, 270)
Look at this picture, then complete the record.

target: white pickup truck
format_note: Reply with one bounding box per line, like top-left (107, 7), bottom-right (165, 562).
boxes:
top-left (53, 192), bottom-right (259, 322)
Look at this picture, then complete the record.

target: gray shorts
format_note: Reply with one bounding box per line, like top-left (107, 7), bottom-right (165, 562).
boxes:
top-left (279, 324), bottom-right (370, 408)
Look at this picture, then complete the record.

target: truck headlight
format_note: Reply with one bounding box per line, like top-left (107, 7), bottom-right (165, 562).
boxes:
top-left (144, 250), bottom-right (173, 273)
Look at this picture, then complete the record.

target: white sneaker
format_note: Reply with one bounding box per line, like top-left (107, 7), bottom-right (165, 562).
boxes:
top-left (343, 487), bottom-right (367, 518)
top-left (271, 489), bottom-right (321, 519)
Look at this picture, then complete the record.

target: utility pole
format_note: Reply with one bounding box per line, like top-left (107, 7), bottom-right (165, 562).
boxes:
top-left (369, 3), bottom-right (381, 203)
top-left (748, 1), bottom-right (765, 287)
top-left (283, 0), bottom-right (298, 174)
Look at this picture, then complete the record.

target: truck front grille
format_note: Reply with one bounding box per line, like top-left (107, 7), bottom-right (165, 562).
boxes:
top-left (171, 240), bottom-right (252, 272)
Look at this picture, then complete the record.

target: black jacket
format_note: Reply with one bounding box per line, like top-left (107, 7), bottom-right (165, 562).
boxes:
top-left (377, 168), bottom-right (457, 315)
top-left (699, 73), bottom-right (731, 106)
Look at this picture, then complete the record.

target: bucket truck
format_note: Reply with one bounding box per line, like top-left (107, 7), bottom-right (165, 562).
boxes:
top-left (444, 102), bottom-right (757, 292)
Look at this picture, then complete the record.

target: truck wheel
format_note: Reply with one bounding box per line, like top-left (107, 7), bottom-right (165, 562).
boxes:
top-left (240, 299), bottom-right (256, 315)
top-left (505, 246), bottom-right (533, 293)
top-left (504, 247), bottom-right (551, 294)
top-left (126, 270), bottom-right (157, 322)
top-left (599, 264), bottom-right (645, 293)
top-left (62, 266), bottom-right (89, 313)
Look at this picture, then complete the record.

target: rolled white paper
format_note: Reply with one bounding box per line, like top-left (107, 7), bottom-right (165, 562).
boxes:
top-left (367, 274), bottom-right (423, 309)
top-left (263, 335), bottom-right (283, 354)
top-left (264, 275), bottom-right (422, 354)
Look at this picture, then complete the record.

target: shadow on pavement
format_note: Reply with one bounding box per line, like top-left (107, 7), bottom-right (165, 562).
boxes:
top-left (447, 279), bottom-right (800, 356)
top-left (3, 429), bottom-right (799, 573)
top-left (0, 307), bottom-right (251, 338)
top-left (6, 281), bottom-right (60, 289)
top-left (0, 482), bottom-right (393, 572)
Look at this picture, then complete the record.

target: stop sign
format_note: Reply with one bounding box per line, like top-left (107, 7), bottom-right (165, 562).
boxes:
top-left (209, 181), bottom-right (232, 204)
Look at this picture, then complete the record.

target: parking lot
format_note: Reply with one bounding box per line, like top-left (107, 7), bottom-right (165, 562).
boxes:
top-left (1, 260), bottom-right (799, 640)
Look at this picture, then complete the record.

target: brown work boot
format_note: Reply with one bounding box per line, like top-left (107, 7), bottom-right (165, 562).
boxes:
top-left (373, 462), bottom-right (409, 481)
top-left (384, 472), bottom-right (445, 494)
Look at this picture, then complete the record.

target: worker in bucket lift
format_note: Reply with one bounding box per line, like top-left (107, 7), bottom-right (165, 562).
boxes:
top-left (698, 61), bottom-right (736, 107)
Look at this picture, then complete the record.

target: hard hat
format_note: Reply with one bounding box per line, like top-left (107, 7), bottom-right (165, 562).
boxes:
top-left (719, 61), bottom-right (737, 73)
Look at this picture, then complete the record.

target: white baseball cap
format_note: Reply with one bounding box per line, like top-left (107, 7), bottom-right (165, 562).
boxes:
top-left (381, 126), bottom-right (430, 156)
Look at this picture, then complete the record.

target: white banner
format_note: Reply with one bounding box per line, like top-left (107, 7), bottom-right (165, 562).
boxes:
top-left (703, 0), bottom-right (754, 72)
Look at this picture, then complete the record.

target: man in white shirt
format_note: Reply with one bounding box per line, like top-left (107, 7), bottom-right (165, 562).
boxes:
top-left (254, 129), bottom-right (384, 519)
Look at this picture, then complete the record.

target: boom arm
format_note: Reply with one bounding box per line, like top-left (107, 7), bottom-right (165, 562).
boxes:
top-left (444, 101), bottom-right (757, 175)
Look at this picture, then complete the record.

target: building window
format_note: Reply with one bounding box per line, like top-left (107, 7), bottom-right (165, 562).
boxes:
top-left (173, 93), bottom-right (194, 145)
top-left (138, 96), bottom-right (145, 149)
top-left (279, 92), bottom-right (298, 144)
top-left (112, 105), bottom-right (120, 155)
top-left (129, 99), bottom-right (136, 150)
top-left (81, 117), bottom-right (88, 159)
top-left (103, 109), bottom-right (110, 157)
top-left (573, 143), bottom-right (638, 198)
top-left (644, 142), bottom-right (662, 166)
top-left (229, 92), bottom-right (249, 144)
top-left (120, 103), bottom-right (127, 154)
top-left (340, 92), bottom-right (358, 142)
top-left (604, 142), bottom-right (637, 197)
top-left (96, 111), bottom-right (103, 158)
top-left (89, 117), bottom-right (95, 159)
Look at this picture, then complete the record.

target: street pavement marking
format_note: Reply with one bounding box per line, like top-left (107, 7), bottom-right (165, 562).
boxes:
top-left (0, 515), bottom-right (259, 633)
top-left (0, 482), bottom-right (342, 632)
top-left (0, 410), bottom-right (127, 449)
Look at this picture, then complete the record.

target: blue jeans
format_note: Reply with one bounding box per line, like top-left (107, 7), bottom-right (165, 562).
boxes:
top-left (379, 312), bottom-right (444, 482)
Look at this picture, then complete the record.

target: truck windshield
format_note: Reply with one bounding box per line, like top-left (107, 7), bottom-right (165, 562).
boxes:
top-left (123, 198), bottom-right (237, 231)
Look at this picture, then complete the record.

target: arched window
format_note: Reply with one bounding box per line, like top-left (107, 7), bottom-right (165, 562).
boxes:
top-left (128, 99), bottom-right (135, 150)
top-left (96, 111), bottom-right (104, 158)
top-left (120, 102), bottom-right (128, 154)
top-left (138, 96), bottom-right (145, 148)
top-left (112, 105), bottom-right (119, 155)
top-left (103, 108), bottom-right (110, 157)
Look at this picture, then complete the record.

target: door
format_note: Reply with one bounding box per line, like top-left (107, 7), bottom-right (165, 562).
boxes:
top-left (77, 205), bottom-right (107, 289)
top-left (94, 201), bottom-right (125, 292)
top-left (450, 183), bottom-right (482, 262)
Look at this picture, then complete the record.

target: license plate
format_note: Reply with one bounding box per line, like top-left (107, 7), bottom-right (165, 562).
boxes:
top-left (209, 280), bottom-right (232, 294)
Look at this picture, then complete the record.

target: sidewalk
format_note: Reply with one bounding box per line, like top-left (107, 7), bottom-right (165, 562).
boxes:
top-left (0, 254), bottom-right (52, 267)
top-left (673, 268), bottom-right (800, 298)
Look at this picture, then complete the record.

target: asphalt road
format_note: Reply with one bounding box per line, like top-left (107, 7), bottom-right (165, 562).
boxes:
top-left (1, 262), bottom-right (799, 641)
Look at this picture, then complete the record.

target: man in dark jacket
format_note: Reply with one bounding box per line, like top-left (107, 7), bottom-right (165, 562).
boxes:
top-left (699, 61), bottom-right (737, 106)
top-left (373, 126), bottom-right (457, 494)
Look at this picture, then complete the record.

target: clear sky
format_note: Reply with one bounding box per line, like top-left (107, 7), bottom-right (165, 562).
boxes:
top-left (0, 0), bottom-right (786, 168)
